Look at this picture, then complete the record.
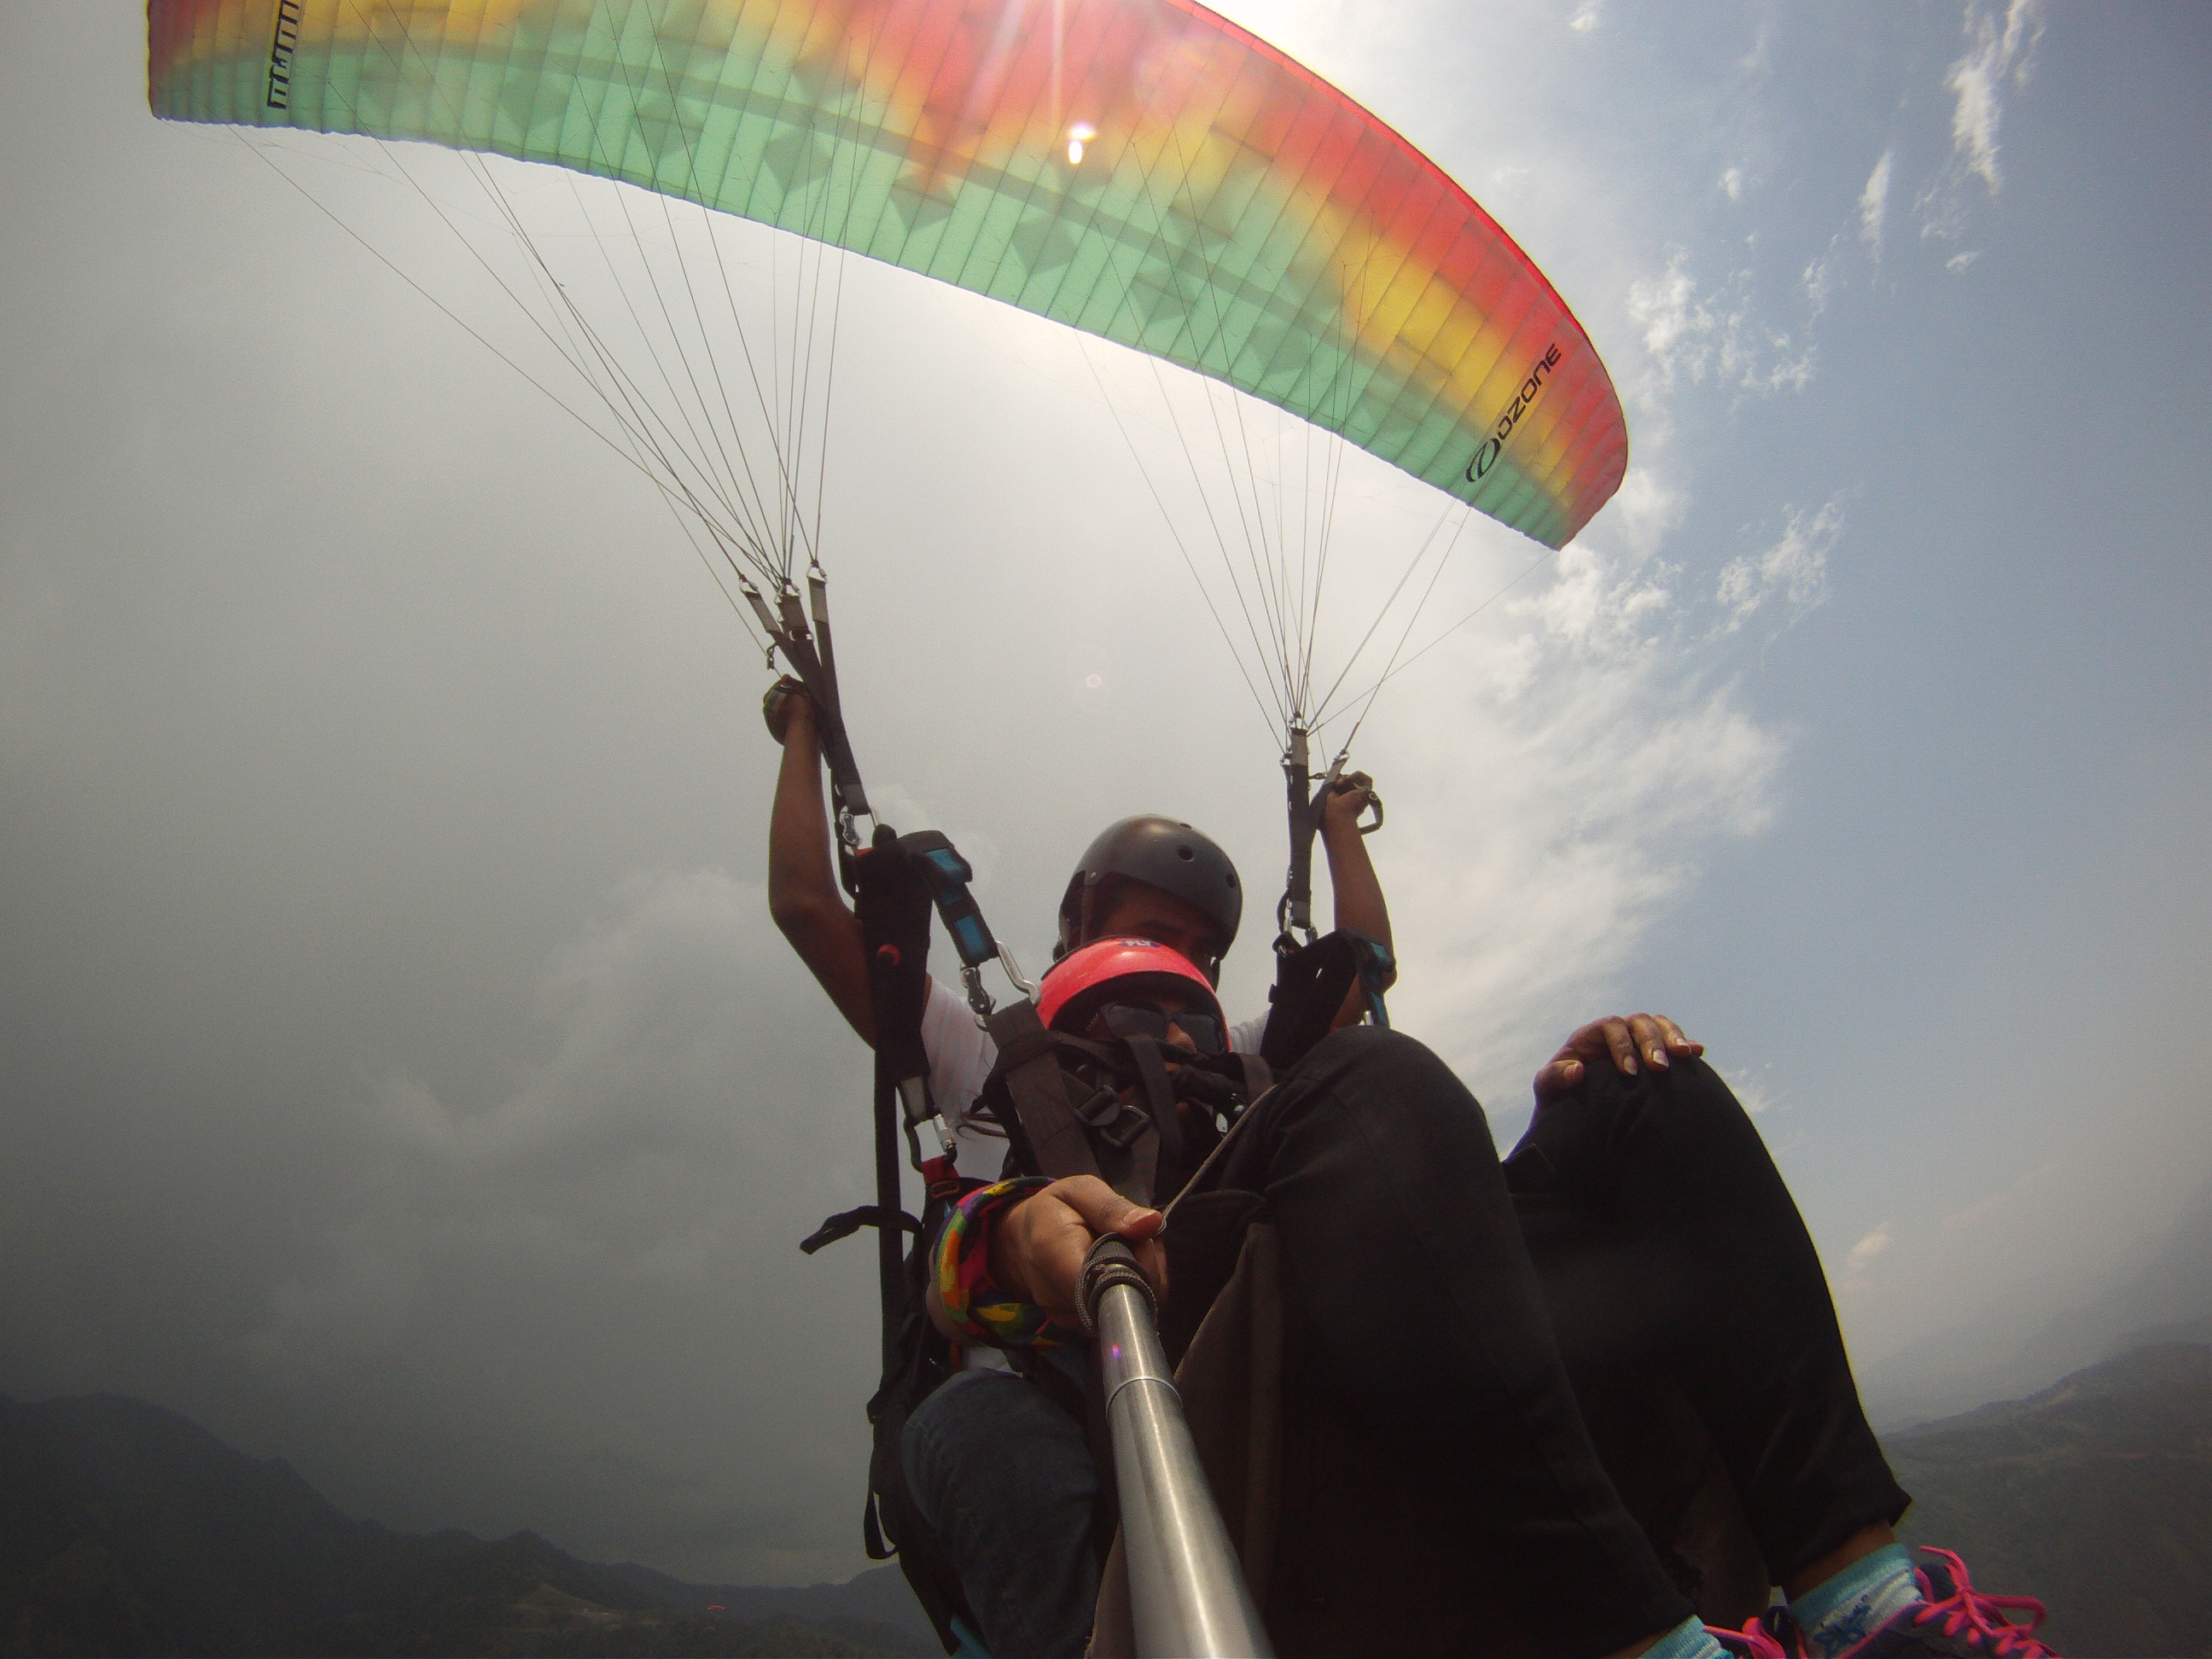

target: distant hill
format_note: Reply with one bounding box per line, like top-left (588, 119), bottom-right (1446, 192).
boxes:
top-left (1865, 1177), bottom-right (2212, 1429)
top-left (7, 1348), bottom-right (2205, 1657)
top-left (0, 1392), bottom-right (935, 1658)
top-left (1887, 1342), bottom-right (2211, 1658)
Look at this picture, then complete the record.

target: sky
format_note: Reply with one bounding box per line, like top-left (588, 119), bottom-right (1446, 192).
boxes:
top-left (4, 0), bottom-right (2209, 1587)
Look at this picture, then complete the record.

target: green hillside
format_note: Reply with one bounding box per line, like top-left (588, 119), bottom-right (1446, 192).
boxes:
top-left (1888, 1343), bottom-right (2211, 1658)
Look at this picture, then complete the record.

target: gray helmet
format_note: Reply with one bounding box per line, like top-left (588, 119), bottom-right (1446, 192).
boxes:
top-left (1056, 815), bottom-right (1243, 975)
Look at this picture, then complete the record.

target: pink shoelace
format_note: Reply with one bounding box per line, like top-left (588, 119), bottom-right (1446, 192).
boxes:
top-left (1703, 1615), bottom-right (1793, 1658)
top-left (1908, 1547), bottom-right (2057, 1658)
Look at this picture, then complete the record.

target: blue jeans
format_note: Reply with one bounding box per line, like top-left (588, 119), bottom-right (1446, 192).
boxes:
top-left (903, 1347), bottom-right (1098, 1657)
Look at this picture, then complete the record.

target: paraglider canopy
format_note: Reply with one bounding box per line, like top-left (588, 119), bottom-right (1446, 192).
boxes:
top-left (150, 0), bottom-right (1630, 937)
top-left (148, 0), bottom-right (1626, 548)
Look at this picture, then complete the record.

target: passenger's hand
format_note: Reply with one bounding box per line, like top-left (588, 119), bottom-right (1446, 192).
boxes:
top-left (990, 1175), bottom-right (1167, 1324)
top-left (762, 676), bottom-right (812, 746)
top-left (1319, 770), bottom-right (1379, 841)
top-left (1534, 1014), bottom-right (1703, 1103)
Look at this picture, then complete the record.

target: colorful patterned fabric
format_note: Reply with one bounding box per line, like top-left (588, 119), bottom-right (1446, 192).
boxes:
top-left (934, 1176), bottom-right (1074, 1348)
top-left (148, 0), bottom-right (1627, 548)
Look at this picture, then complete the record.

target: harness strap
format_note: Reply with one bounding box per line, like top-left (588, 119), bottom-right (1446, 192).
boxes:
top-left (1260, 928), bottom-right (1393, 1072)
top-left (1123, 1033), bottom-right (1185, 1200)
top-left (799, 1204), bottom-right (921, 1256)
top-left (1278, 725), bottom-right (1320, 947)
top-left (851, 826), bottom-right (941, 1372)
top-left (901, 830), bottom-right (997, 970)
top-left (986, 1000), bottom-right (1104, 1182)
top-left (743, 574), bottom-right (872, 894)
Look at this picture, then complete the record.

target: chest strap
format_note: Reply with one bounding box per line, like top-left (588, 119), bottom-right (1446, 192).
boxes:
top-left (986, 1001), bottom-right (1105, 1182)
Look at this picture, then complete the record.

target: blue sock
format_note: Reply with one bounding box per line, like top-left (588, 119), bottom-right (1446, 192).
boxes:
top-left (1790, 1542), bottom-right (1920, 1656)
top-left (1641, 1613), bottom-right (1728, 1658)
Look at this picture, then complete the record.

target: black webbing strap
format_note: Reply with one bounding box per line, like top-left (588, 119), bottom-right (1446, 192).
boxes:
top-left (857, 827), bottom-right (933, 1091)
top-left (799, 1204), bottom-right (922, 1256)
top-left (1122, 1033), bottom-right (1185, 1202)
top-left (985, 1000), bottom-right (1103, 1182)
top-left (1261, 928), bottom-right (1372, 1073)
top-left (743, 575), bottom-right (871, 896)
top-left (852, 826), bottom-right (936, 1371)
top-left (868, 1062), bottom-right (905, 1374)
top-left (1278, 725), bottom-right (1320, 946)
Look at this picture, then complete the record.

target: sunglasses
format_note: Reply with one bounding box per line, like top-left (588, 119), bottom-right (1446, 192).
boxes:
top-left (1090, 1002), bottom-right (1227, 1057)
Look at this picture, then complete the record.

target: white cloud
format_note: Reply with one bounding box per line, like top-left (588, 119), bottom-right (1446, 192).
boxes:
top-left (1608, 464), bottom-right (1691, 562)
top-left (1716, 497), bottom-right (1843, 632)
top-left (1802, 255), bottom-right (1835, 319)
top-left (1730, 1067), bottom-right (1778, 1117)
top-left (1847, 1223), bottom-right (1894, 1275)
top-left (1627, 253), bottom-right (1705, 386)
top-left (1627, 248), bottom-right (1817, 399)
top-left (1917, 0), bottom-right (2043, 242)
top-left (1941, 1159), bottom-right (2063, 1232)
top-left (1947, 0), bottom-right (2042, 193)
top-left (1569, 1), bottom-right (1602, 34)
top-left (1380, 537), bottom-right (1787, 1103)
top-left (1859, 148), bottom-right (1894, 259)
top-left (1721, 166), bottom-right (1744, 202)
top-left (1947, 250), bottom-right (1982, 273)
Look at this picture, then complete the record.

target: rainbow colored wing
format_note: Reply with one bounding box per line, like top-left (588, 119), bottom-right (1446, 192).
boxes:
top-left (150, 0), bottom-right (1627, 547)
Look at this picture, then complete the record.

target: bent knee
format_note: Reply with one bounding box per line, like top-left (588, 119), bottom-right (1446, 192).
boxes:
top-left (1294, 1022), bottom-right (1452, 1084)
top-left (1571, 1052), bottom-right (1748, 1121)
top-left (1545, 1054), bottom-right (1775, 1176)
top-left (1280, 1024), bottom-right (1497, 1147)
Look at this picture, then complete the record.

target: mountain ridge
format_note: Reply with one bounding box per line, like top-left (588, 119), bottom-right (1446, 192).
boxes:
top-left (0, 1391), bottom-right (934, 1657)
top-left (1888, 1342), bottom-right (2211, 1657)
top-left (6, 1344), bottom-right (2207, 1656)
top-left (1863, 1176), bottom-right (2212, 1429)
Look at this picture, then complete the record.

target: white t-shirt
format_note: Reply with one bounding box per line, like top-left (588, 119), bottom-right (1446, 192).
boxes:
top-left (918, 977), bottom-right (1266, 1171)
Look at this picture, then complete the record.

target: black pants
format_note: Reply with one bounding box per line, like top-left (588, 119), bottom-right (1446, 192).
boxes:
top-left (1167, 1026), bottom-right (1909, 1658)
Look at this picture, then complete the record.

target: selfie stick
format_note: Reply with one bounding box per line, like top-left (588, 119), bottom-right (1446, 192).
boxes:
top-left (1081, 1237), bottom-right (1272, 1659)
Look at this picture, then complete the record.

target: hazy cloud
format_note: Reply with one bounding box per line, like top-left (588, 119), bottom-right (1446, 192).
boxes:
top-left (1918, 0), bottom-right (2043, 244)
top-left (1716, 498), bottom-right (1843, 633)
top-left (1941, 1160), bottom-right (2063, 1233)
top-left (1627, 250), bottom-right (1816, 398)
top-left (1859, 149), bottom-right (1894, 259)
top-left (1947, 0), bottom-right (2043, 193)
top-left (1846, 1223), bottom-right (1895, 1276)
top-left (1606, 464), bottom-right (1691, 563)
top-left (230, 868), bottom-right (890, 1577)
top-left (1802, 255), bottom-right (1835, 319)
top-left (1383, 539), bottom-right (1788, 1104)
top-left (1729, 1068), bottom-right (1778, 1118)
top-left (9, 0), bottom-right (2207, 1598)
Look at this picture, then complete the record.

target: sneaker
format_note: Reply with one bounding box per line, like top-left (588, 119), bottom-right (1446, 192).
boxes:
top-left (1814, 1547), bottom-right (2056, 1659)
top-left (1704, 1608), bottom-right (1797, 1658)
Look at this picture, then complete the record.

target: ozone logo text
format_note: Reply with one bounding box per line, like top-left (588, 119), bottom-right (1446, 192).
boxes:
top-left (265, 0), bottom-right (303, 109)
top-left (1467, 342), bottom-right (1563, 482)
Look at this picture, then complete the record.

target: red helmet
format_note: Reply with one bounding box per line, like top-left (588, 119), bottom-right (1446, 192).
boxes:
top-left (1036, 938), bottom-right (1225, 1035)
